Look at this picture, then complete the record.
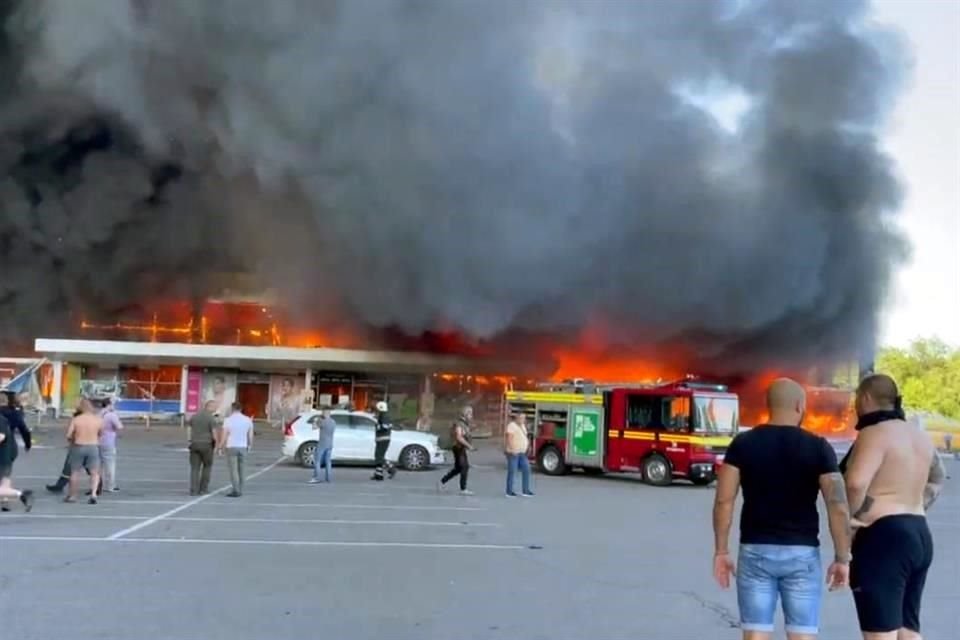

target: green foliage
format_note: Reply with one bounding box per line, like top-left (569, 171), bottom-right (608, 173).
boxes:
top-left (877, 338), bottom-right (960, 420)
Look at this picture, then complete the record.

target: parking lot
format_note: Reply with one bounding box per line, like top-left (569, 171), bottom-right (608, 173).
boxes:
top-left (1, 425), bottom-right (958, 640)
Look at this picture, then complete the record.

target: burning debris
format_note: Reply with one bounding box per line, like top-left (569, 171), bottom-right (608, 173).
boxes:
top-left (0, 1), bottom-right (908, 375)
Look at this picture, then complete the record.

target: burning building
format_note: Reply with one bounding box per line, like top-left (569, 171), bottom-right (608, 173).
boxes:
top-left (2, 2), bottom-right (907, 431)
top-left (28, 295), bottom-right (540, 432)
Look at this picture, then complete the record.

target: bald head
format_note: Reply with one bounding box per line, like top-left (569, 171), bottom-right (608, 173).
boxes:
top-left (766, 378), bottom-right (806, 426)
top-left (856, 373), bottom-right (901, 415)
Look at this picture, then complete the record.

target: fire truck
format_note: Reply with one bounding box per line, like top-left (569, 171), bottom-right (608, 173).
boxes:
top-left (504, 377), bottom-right (740, 486)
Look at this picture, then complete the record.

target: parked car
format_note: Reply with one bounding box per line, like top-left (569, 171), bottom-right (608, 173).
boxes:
top-left (282, 409), bottom-right (445, 471)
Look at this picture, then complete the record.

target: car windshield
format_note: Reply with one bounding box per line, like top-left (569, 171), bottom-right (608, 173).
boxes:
top-left (693, 395), bottom-right (738, 434)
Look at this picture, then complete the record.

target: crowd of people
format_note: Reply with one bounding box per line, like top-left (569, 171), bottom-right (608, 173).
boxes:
top-left (0, 372), bottom-right (948, 638)
top-left (0, 391), bottom-right (535, 507)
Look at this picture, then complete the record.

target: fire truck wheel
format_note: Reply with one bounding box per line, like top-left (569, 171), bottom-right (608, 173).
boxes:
top-left (641, 454), bottom-right (672, 486)
top-left (537, 445), bottom-right (568, 476)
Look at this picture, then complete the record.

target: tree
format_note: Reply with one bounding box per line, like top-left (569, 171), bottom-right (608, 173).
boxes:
top-left (877, 338), bottom-right (960, 420)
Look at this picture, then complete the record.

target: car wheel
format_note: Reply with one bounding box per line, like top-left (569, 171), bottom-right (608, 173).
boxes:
top-left (399, 445), bottom-right (429, 471)
top-left (537, 445), bottom-right (568, 476)
top-left (642, 453), bottom-right (672, 487)
top-left (297, 442), bottom-right (317, 469)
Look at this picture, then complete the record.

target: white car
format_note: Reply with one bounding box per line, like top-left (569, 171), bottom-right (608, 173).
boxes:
top-left (282, 410), bottom-right (445, 471)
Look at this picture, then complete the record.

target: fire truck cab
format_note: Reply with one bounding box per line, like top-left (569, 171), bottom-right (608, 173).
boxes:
top-left (505, 378), bottom-right (740, 486)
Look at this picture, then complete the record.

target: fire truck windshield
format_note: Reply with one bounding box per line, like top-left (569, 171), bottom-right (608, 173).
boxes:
top-left (693, 395), bottom-right (738, 434)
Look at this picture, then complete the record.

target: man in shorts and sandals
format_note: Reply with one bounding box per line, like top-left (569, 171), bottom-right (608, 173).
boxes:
top-left (842, 374), bottom-right (945, 640)
top-left (65, 398), bottom-right (104, 504)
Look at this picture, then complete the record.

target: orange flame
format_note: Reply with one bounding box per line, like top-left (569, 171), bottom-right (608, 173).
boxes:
top-left (549, 351), bottom-right (855, 437)
top-left (550, 348), bottom-right (685, 384)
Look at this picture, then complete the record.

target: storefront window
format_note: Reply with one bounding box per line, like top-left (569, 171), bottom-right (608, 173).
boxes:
top-left (77, 365), bottom-right (182, 413)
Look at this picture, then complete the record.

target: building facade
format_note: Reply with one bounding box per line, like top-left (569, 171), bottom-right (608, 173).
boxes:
top-left (30, 339), bottom-right (531, 435)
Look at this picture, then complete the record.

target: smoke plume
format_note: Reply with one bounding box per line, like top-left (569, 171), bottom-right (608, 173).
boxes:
top-left (0, 0), bottom-right (908, 372)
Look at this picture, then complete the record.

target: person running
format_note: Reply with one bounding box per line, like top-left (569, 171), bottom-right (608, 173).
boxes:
top-left (188, 400), bottom-right (221, 496)
top-left (98, 398), bottom-right (124, 493)
top-left (0, 403), bottom-right (34, 512)
top-left (438, 406), bottom-right (476, 496)
top-left (370, 401), bottom-right (397, 481)
top-left (219, 402), bottom-right (253, 498)
top-left (65, 399), bottom-right (104, 505)
top-left (713, 378), bottom-right (851, 640)
top-left (309, 408), bottom-right (336, 484)
top-left (0, 391), bottom-right (32, 512)
top-left (842, 374), bottom-right (945, 640)
top-left (504, 411), bottom-right (533, 497)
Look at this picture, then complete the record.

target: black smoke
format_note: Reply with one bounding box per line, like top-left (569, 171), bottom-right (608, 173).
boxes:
top-left (0, 0), bottom-right (908, 372)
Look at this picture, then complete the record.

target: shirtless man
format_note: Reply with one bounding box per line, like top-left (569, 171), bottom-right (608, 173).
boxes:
top-left (843, 374), bottom-right (946, 640)
top-left (65, 399), bottom-right (104, 505)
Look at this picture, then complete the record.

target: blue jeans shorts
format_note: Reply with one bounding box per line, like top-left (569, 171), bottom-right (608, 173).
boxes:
top-left (737, 544), bottom-right (823, 635)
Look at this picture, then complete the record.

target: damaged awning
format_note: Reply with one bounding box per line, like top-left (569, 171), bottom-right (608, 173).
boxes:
top-left (33, 339), bottom-right (538, 376)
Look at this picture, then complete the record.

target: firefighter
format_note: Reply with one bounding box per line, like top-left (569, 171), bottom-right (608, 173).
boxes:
top-left (370, 401), bottom-right (397, 481)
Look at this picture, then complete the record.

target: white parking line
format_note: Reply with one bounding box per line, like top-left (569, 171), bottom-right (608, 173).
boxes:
top-left (18, 476), bottom-right (186, 483)
top-left (63, 499), bottom-right (486, 511)
top-left (84, 499), bottom-right (185, 505)
top-left (7, 514), bottom-right (500, 527)
top-left (0, 535), bottom-right (525, 550)
top-left (196, 502), bottom-right (486, 512)
top-left (19, 479), bottom-right (396, 496)
top-left (105, 457), bottom-right (286, 540)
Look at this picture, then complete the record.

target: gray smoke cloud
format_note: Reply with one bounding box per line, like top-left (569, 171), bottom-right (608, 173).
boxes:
top-left (0, 0), bottom-right (908, 372)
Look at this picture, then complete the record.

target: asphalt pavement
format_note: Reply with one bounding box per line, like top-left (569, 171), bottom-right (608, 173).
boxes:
top-left (1, 425), bottom-right (958, 639)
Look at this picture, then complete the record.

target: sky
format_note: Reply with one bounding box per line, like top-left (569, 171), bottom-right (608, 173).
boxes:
top-left (872, 0), bottom-right (960, 348)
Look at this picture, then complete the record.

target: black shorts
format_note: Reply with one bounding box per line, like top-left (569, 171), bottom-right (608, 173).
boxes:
top-left (850, 514), bottom-right (933, 633)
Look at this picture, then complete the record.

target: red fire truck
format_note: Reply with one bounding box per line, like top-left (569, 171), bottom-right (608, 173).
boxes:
top-left (504, 377), bottom-right (740, 486)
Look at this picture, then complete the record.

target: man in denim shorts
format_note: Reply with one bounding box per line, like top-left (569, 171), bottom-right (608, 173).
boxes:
top-left (713, 378), bottom-right (853, 639)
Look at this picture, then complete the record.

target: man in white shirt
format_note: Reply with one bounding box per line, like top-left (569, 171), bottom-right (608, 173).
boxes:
top-left (218, 402), bottom-right (254, 498)
top-left (503, 411), bottom-right (534, 497)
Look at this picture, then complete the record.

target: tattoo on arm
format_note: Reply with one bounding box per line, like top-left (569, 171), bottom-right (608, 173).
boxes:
top-left (924, 453), bottom-right (946, 510)
top-left (852, 495), bottom-right (874, 520)
top-left (825, 472), bottom-right (848, 506)
top-left (821, 472), bottom-right (852, 560)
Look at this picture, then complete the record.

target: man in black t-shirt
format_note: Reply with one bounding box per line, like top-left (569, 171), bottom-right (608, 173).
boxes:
top-left (712, 378), bottom-right (852, 639)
